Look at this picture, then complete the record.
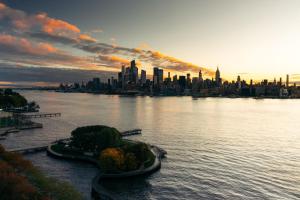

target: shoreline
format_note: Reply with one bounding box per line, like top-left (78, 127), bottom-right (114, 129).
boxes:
top-left (17, 89), bottom-right (300, 100)
top-left (47, 140), bottom-right (166, 200)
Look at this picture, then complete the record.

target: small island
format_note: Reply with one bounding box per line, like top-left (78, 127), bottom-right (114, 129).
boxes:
top-left (47, 125), bottom-right (166, 199)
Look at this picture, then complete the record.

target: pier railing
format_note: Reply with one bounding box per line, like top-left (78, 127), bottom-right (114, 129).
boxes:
top-left (121, 129), bottom-right (142, 137)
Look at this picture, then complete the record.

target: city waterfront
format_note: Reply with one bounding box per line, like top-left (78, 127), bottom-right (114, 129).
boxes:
top-left (1, 91), bottom-right (300, 200)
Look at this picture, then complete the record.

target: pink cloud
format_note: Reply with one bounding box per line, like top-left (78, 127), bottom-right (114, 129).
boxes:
top-left (0, 3), bottom-right (96, 42)
top-left (35, 12), bottom-right (80, 34)
top-left (0, 34), bottom-right (58, 55)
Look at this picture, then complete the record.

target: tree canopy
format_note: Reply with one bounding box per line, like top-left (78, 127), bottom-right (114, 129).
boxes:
top-left (70, 125), bottom-right (122, 152)
top-left (0, 89), bottom-right (28, 108)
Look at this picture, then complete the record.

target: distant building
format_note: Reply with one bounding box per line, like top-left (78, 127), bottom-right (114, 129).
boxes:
top-left (173, 75), bottom-right (178, 83)
top-left (130, 60), bottom-right (138, 84)
top-left (178, 76), bottom-right (186, 91)
top-left (141, 70), bottom-right (146, 84)
top-left (199, 70), bottom-right (203, 82)
top-left (153, 67), bottom-right (159, 86)
top-left (92, 77), bottom-right (101, 90)
top-left (215, 67), bottom-right (221, 86)
top-left (186, 73), bottom-right (191, 88)
top-left (158, 69), bottom-right (164, 85)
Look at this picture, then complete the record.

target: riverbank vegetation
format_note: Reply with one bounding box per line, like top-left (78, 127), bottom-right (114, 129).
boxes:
top-left (0, 89), bottom-right (39, 111)
top-left (0, 89), bottom-right (27, 108)
top-left (51, 125), bottom-right (155, 173)
top-left (0, 144), bottom-right (82, 200)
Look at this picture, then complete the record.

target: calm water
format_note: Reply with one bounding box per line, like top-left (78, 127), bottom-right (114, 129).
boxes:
top-left (1, 91), bottom-right (300, 200)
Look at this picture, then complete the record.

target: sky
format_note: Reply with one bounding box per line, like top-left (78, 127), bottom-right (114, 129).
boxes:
top-left (1, 0), bottom-right (300, 86)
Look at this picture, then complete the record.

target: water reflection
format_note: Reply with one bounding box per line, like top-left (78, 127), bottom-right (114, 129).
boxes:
top-left (1, 91), bottom-right (299, 200)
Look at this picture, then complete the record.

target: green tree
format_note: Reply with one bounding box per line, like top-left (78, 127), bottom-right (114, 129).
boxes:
top-left (70, 125), bottom-right (122, 152)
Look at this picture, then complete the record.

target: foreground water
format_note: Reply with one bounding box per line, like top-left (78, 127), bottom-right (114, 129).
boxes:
top-left (1, 91), bottom-right (300, 200)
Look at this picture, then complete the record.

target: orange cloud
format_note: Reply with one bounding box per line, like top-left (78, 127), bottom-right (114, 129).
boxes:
top-left (35, 12), bottom-right (80, 34)
top-left (0, 34), bottom-right (58, 56)
top-left (0, 2), bottom-right (214, 76)
top-left (0, 3), bottom-right (96, 44)
top-left (79, 34), bottom-right (97, 43)
top-left (0, 2), bottom-right (6, 11)
top-left (98, 55), bottom-right (130, 66)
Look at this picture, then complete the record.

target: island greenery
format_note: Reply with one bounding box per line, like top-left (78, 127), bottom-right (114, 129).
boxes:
top-left (51, 125), bottom-right (155, 173)
top-left (0, 144), bottom-right (82, 200)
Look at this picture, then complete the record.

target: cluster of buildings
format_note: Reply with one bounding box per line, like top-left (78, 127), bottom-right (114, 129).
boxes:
top-left (58, 60), bottom-right (300, 98)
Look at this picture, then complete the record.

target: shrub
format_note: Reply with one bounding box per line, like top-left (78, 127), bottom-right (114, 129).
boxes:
top-left (0, 145), bottom-right (82, 200)
top-left (98, 148), bottom-right (125, 172)
top-left (70, 125), bottom-right (122, 152)
top-left (124, 153), bottom-right (138, 171)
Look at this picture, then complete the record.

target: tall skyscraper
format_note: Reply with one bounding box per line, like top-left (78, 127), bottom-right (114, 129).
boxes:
top-left (279, 77), bottom-right (282, 86)
top-left (92, 77), bottom-right (101, 90)
top-left (158, 69), bottom-right (164, 85)
top-left (237, 75), bottom-right (241, 89)
top-left (141, 70), bottom-right (146, 84)
top-left (215, 67), bottom-right (221, 86)
top-left (173, 75), bottom-right (178, 83)
top-left (121, 65), bottom-right (125, 89)
top-left (130, 60), bottom-right (138, 84)
top-left (178, 76), bottom-right (186, 90)
top-left (153, 67), bottom-right (159, 86)
top-left (199, 70), bottom-right (203, 82)
top-left (286, 74), bottom-right (289, 87)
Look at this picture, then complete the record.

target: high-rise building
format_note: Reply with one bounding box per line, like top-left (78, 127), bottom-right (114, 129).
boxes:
top-left (279, 77), bottom-right (282, 86)
top-left (118, 72), bottom-right (122, 83)
top-left (173, 75), bottom-right (178, 83)
top-left (130, 60), bottom-right (138, 84)
top-left (141, 70), bottom-right (146, 84)
top-left (158, 69), bottom-right (164, 85)
top-left (121, 65), bottom-right (126, 89)
top-left (286, 74), bottom-right (289, 87)
top-left (153, 67), bottom-right (159, 86)
top-left (187, 73), bottom-right (191, 85)
top-left (215, 67), bottom-right (221, 86)
top-left (237, 75), bottom-right (241, 89)
top-left (199, 70), bottom-right (203, 82)
top-left (178, 76), bottom-right (186, 90)
top-left (92, 77), bottom-right (101, 90)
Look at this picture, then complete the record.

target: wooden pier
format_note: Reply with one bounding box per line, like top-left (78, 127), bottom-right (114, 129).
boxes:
top-left (18, 113), bottom-right (61, 118)
top-left (121, 129), bottom-right (142, 137)
top-left (9, 145), bottom-right (48, 154)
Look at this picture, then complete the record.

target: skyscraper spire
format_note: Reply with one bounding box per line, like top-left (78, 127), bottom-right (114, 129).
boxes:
top-left (215, 67), bottom-right (221, 86)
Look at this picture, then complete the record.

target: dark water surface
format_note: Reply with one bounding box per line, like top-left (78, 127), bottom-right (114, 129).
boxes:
top-left (1, 91), bottom-right (300, 199)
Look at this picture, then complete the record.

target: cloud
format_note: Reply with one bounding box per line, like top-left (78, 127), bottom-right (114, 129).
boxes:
top-left (35, 12), bottom-right (80, 34)
top-left (0, 2), bottom-right (214, 78)
top-left (0, 33), bottom-right (58, 55)
top-left (88, 28), bottom-right (103, 34)
top-left (0, 33), bottom-right (101, 70)
top-left (28, 32), bottom-right (78, 45)
top-left (79, 34), bottom-right (97, 43)
top-left (0, 63), bottom-right (117, 84)
top-left (0, 2), bottom-right (96, 43)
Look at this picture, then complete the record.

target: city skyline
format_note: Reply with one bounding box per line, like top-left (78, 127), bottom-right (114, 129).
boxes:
top-left (58, 59), bottom-right (298, 98)
top-left (1, 0), bottom-right (300, 87)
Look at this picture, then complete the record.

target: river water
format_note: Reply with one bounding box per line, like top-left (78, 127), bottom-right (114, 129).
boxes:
top-left (1, 91), bottom-right (300, 200)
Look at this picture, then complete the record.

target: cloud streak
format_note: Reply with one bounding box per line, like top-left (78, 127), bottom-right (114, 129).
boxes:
top-left (0, 2), bottom-right (214, 78)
